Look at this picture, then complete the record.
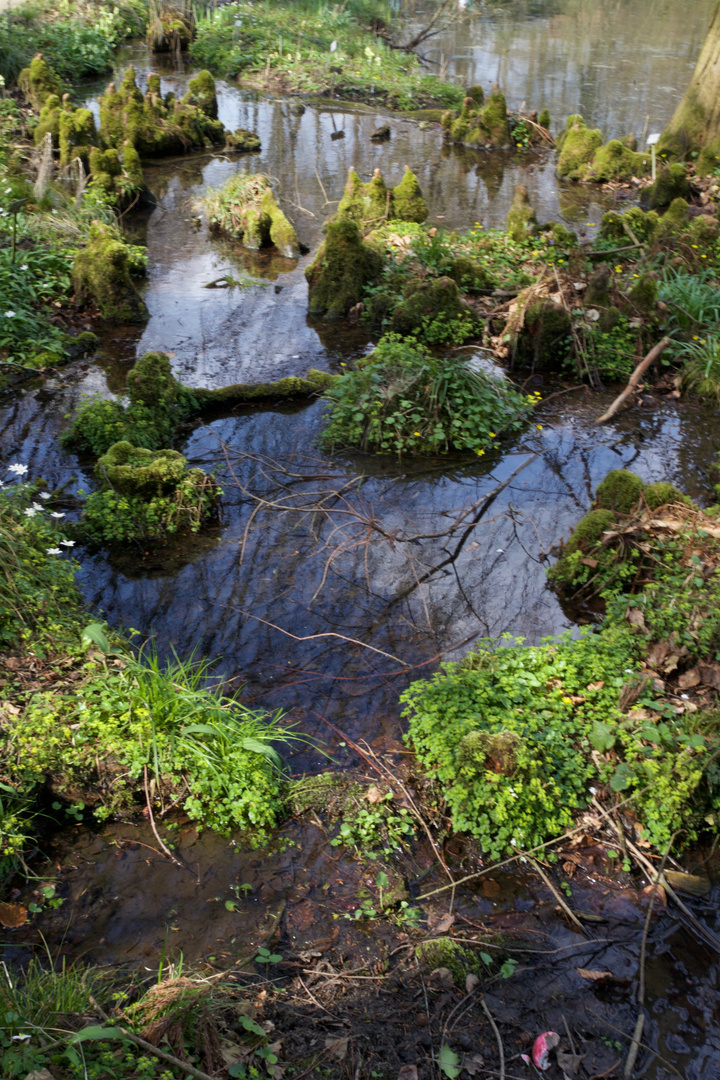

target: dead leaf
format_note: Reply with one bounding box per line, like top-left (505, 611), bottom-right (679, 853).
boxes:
top-left (587, 681), bottom-right (605, 691)
top-left (1, 701), bottom-right (20, 716)
top-left (640, 883), bottom-right (667, 906)
top-left (459, 1053), bottom-right (485, 1075)
top-left (662, 653), bottom-right (681, 674)
top-left (428, 967), bottom-right (455, 989)
top-left (428, 909), bottom-right (456, 934)
top-left (398, 1067), bottom-right (418, 1080)
top-left (627, 607), bottom-right (646, 629)
top-left (482, 878), bottom-right (501, 898)
top-left (579, 557), bottom-right (599, 569)
top-left (577, 968), bottom-right (614, 982)
top-left (646, 641), bottom-right (671, 668)
top-left (557, 1050), bottom-right (583, 1076)
top-left (0, 901), bottom-right (27, 928)
top-left (325, 1037), bottom-right (348, 1060)
top-left (697, 662), bottom-right (720, 690)
top-left (678, 668), bottom-right (701, 689)
top-left (465, 973), bottom-right (479, 994)
top-left (365, 785), bottom-right (386, 804)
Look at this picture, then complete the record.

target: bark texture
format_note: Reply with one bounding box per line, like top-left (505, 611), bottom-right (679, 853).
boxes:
top-left (660, 0), bottom-right (720, 172)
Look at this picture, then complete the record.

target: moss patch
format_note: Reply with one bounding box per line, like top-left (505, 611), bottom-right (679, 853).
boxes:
top-left (337, 166), bottom-right (428, 227)
top-left (590, 139), bottom-right (650, 182)
top-left (391, 275), bottom-right (480, 337)
top-left (415, 937), bottom-right (482, 987)
top-left (506, 184), bottom-right (538, 243)
top-left (596, 469), bottom-right (645, 514)
top-left (306, 216), bottom-right (384, 321)
top-left (204, 174), bottom-right (299, 258)
top-left (643, 163), bottom-right (692, 211)
top-left (18, 53), bottom-right (62, 109)
top-left (72, 222), bottom-right (149, 324)
top-left (557, 117), bottom-right (603, 180)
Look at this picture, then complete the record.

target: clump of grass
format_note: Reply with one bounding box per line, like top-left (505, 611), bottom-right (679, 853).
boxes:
top-left (679, 332), bottom-right (720, 399)
top-left (658, 266), bottom-right (720, 332)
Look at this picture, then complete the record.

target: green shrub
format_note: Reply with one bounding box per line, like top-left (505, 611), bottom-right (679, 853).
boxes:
top-left (402, 628), bottom-right (638, 858)
top-left (679, 331), bottom-right (720, 400)
top-left (320, 333), bottom-right (530, 456)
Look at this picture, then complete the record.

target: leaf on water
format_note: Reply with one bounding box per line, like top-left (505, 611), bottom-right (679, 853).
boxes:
top-left (0, 901), bottom-right (27, 928)
top-left (576, 968), bottom-right (615, 982)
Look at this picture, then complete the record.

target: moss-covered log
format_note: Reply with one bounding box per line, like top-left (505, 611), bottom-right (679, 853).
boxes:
top-left (72, 222), bottom-right (149, 323)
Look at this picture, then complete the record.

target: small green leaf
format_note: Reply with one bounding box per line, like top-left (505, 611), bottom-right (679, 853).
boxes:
top-left (81, 622), bottom-right (110, 654)
top-left (439, 1042), bottom-right (462, 1078)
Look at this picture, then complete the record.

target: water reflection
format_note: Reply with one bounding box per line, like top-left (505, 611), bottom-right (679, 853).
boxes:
top-left (399, 0), bottom-right (714, 138)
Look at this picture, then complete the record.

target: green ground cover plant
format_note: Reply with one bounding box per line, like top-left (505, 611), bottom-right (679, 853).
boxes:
top-left (189, 0), bottom-right (463, 110)
top-left (321, 333), bottom-right (531, 456)
top-left (0, 0), bottom-right (147, 84)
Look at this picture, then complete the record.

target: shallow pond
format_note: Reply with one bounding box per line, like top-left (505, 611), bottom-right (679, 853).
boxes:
top-left (3, 9), bottom-right (720, 1075)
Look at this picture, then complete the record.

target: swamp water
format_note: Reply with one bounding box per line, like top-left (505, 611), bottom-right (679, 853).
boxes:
top-left (3, 4), bottom-right (720, 1074)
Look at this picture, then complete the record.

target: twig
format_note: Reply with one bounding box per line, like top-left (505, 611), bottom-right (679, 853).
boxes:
top-left (88, 994), bottom-right (214, 1080)
top-left (595, 337), bottom-right (671, 423)
top-left (585, 243), bottom-right (643, 258)
top-left (527, 855), bottom-right (588, 937)
top-left (142, 766), bottom-right (190, 873)
top-left (227, 608), bottom-right (408, 667)
top-left (623, 835), bottom-right (674, 1078)
top-left (481, 997), bottom-right (505, 1080)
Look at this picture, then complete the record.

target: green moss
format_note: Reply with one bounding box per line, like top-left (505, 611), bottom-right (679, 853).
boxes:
top-left (599, 207), bottom-right (660, 244)
top-left (18, 54), bottom-right (62, 109)
top-left (506, 184), bottom-right (538, 243)
top-left (95, 441), bottom-right (186, 495)
top-left (392, 166), bottom-right (429, 223)
top-left (477, 87), bottom-right (511, 145)
top-left (450, 115), bottom-right (470, 141)
top-left (391, 276), bottom-right (479, 337)
top-left (415, 938), bottom-right (482, 987)
top-left (34, 95), bottom-right (62, 145)
top-left (306, 216), bottom-right (384, 321)
top-left (585, 264), bottom-right (612, 307)
top-left (643, 482), bottom-right (692, 510)
top-left (183, 69), bottom-right (218, 118)
top-left (548, 509), bottom-right (617, 585)
top-left (555, 113), bottom-right (584, 152)
top-left (71, 222), bottom-right (149, 324)
top-left (192, 370), bottom-right (338, 405)
top-left (644, 163), bottom-right (691, 210)
top-left (590, 139), bottom-right (650, 182)
top-left (595, 469), bottom-right (645, 514)
top-left (58, 107), bottom-right (96, 169)
top-left (696, 138), bottom-right (720, 177)
top-left (599, 305), bottom-right (621, 333)
top-left (628, 272), bottom-right (658, 315)
top-left (538, 108), bottom-right (550, 130)
top-left (337, 167), bottom-right (389, 225)
top-left (466, 85), bottom-right (484, 107)
top-left (514, 300), bottom-right (571, 368)
top-left (225, 128), bottom-right (261, 152)
top-left (688, 214), bottom-right (719, 247)
top-left (446, 254), bottom-right (496, 292)
top-left (557, 118), bottom-right (603, 180)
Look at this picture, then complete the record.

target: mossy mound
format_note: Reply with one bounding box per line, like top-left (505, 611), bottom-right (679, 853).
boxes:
top-left (643, 482), bottom-right (692, 510)
top-left (391, 276), bottom-right (480, 337)
top-left (556, 117), bottom-right (603, 180)
top-left (224, 128), bottom-right (261, 152)
top-left (506, 184), bottom-right (538, 243)
top-left (306, 216), bottom-right (384, 321)
top-left (555, 113), bottom-right (584, 152)
top-left (513, 300), bottom-right (572, 369)
top-left (538, 108), bottom-right (551, 130)
top-left (84, 442), bottom-right (218, 544)
top-left (192, 370), bottom-right (337, 405)
top-left (87, 145), bottom-right (144, 207)
top-left (18, 53), bottom-right (62, 109)
top-left (595, 469), bottom-right (645, 514)
top-left (99, 67), bottom-right (224, 158)
top-left (415, 937), bottom-right (482, 987)
top-left (599, 207), bottom-right (660, 244)
top-left (147, 5), bottom-right (194, 53)
top-left (589, 139), bottom-right (650, 182)
top-left (628, 272), bottom-right (658, 316)
top-left (72, 222), bottom-right (149, 324)
top-left (182, 70), bottom-right (218, 119)
top-left (446, 85), bottom-right (512, 148)
top-left (477, 88), bottom-right (511, 145)
top-left (540, 221), bottom-right (578, 247)
top-left (642, 163), bottom-right (692, 211)
top-left (585, 264), bottom-right (612, 307)
top-left (446, 254), bottom-right (496, 292)
top-left (466, 85), bottom-right (485, 107)
top-left (204, 174), bottom-right (299, 258)
top-left (337, 166), bottom-right (428, 227)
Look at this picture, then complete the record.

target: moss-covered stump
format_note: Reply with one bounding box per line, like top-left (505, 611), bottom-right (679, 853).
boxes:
top-left (391, 276), bottom-right (480, 338)
top-left (35, 95), bottom-right (97, 169)
top-left (306, 216), bottom-right (384, 321)
top-left (446, 254), bottom-right (497, 293)
top-left (99, 67), bottom-right (224, 158)
top-left (599, 207), bottom-right (660, 244)
top-left (204, 174), bottom-right (299, 257)
top-left (72, 222), bottom-right (149, 323)
top-left (224, 128), bottom-right (261, 152)
top-left (182, 70), bottom-right (218, 119)
top-left (596, 469), bottom-right (646, 514)
top-left (585, 265), bottom-right (612, 308)
top-left (147, 3), bottom-right (194, 53)
top-left (589, 139), bottom-right (650, 182)
top-left (628, 272), bottom-right (658, 316)
top-left (506, 184), bottom-right (538, 243)
top-left (642, 163), bottom-right (692, 210)
top-left (18, 53), bottom-right (62, 109)
top-left (513, 300), bottom-right (572, 369)
top-left (556, 117), bottom-right (603, 180)
top-left (445, 84), bottom-right (512, 148)
top-left (336, 166), bottom-right (428, 227)
top-left (84, 441), bottom-right (218, 544)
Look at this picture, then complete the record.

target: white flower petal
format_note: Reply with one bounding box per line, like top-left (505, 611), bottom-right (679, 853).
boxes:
top-left (50, 511), bottom-right (65, 518)
top-left (38, 491), bottom-right (51, 500)
top-left (7, 463), bottom-right (27, 475)
top-left (46, 547), bottom-right (62, 555)
top-left (60, 539), bottom-right (76, 547)
top-left (23, 508), bottom-right (36, 517)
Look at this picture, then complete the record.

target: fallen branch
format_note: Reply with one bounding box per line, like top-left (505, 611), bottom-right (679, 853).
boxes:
top-left (595, 336), bottom-right (671, 424)
top-left (143, 765), bottom-right (192, 875)
top-left (527, 855), bottom-right (589, 937)
top-left (481, 997), bottom-right (505, 1080)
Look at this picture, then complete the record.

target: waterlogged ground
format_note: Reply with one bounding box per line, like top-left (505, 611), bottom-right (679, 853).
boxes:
top-left (3, 9), bottom-right (720, 1075)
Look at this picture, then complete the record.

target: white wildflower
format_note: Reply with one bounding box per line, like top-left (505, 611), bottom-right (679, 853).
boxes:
top-left (50, 511), bottom-right (65, 518)
top-left (38, 491), bottom-right (51, 500)
top-left (60, 539), bottom-right (76, 547)
top-left (7, 463), bottom-right (28, 475)
top-left (23, 508), bottom-right (36, 517)
top-left (4, 310), bottom-right (16, 318)
top-left (46, 547), bottom-right (62, 555)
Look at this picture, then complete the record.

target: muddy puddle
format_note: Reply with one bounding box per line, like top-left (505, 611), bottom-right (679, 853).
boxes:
top-left (3, 10), bottom-right (720, 1075)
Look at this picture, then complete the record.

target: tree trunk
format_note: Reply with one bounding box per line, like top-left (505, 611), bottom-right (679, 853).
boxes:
top-left (660, 0), bottom-right (720, 172)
